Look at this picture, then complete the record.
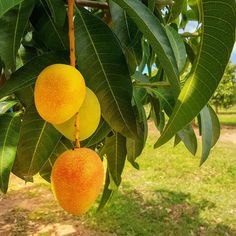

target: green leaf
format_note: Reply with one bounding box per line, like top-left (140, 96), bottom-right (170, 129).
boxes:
top-left (177, 125), bottom-right (197, 155)
top-left (16, 45), bottom-right (38, 69)
top-left (168, 0), bottom-right (186, 22)
top-left (97, 169), bottom-right (113, 210)
top-left (81, 119), bottom-right (111, 148)
top-left (155, 0), bottom-right (236, 148)
top-left (0, 0), bottom-right (35, 69)
top-left (165, 25), bottom-right (186, 73)
top-left (30, 0), bottom-right (68, 51)
top-left (0, 0), bottom-right (24, 18)
top-left (199, 106), bottom-right (212, 165)
top-left (101, 132), bottom-right (127, 186)
top-left (0, 114), bottom-right (21, 193)
top-left (0, 101), bottom-right (18, 114)
top-left (40, 138), bottom-right (73, 182)
top-left (148, 0), bottom-right (156, 12)
top-left (74, 9), bottom-right (137, 139)
top-left (112, 0), bottom-right (180, 97)
top-left (149, 88), bottom-right (197, 154)
top-left (208, 105), bottom-right (220, 147)
top-left (109, 1), bottom-right (142, 74)
top-left (126, 99), bottom-right (147, 169)
top-left (45, 0), bottom-right (66, 27)
top-left (0, 52), bottom-right (68, 99)
top-left (12, 106), bottom-right (61, 180)
top-left (15, 86), bottom-right (34, 108)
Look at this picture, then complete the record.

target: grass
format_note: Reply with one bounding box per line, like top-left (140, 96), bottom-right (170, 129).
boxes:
top-left (215, 105), bottom-right (236, 126)
top-left (1, 107), bottom-right (236, 236)
top-left (82, 135), bottom-right (236, 236)
top-left (2, 128), bottom-right (236, 236)
top-left (218, 114), bottom-right (236, 126)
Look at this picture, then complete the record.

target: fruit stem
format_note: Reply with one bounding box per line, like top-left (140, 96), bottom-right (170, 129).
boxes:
top-left (68, 0), bottom-right (80, 148)
top-left (75, 113), bottom-right (81, 148)
top-left (68, 0), bottom-right (76, 67)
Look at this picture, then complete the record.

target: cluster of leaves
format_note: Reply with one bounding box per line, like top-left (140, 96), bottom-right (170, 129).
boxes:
top-left (0, 0), bottom-right (235, 209)
top-left (210, 62), bottom-right (236, 112)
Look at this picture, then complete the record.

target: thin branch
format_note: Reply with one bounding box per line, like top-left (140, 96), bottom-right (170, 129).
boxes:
top-left (75, 0), bottom-right (109, 9)
top-left (133, 81), bottom-right (171, 88)
top-left (68, 0), bottom-right (76, 67)
top-left (180, 32), bottom-right (200, 38)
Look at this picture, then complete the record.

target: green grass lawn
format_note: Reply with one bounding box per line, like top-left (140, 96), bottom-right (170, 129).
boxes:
top-left (2, 128), bottom-right (236, 236)
top-left (218, 114), bottom-right (236, 126)
top-left (82, 135), bottom-right (236, 236)
top-left (214, 105), bottom-right (236, 126)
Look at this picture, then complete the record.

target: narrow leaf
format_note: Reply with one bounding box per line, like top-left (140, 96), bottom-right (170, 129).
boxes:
top-left (45, 0), bottom-right (66, 27)
top-left (0, 0), bottom-right (35, 69)
top-left (126, 100), bottom-right (147, 168)
top-left (208, 105), bottom-right (220, 147)
top-left (199, 106), bottom-right (212, 165)
top-left (40, 138), bottom-right (73, 182)
top-left (149, 87), bottom-right (197, 154)
top-left (75, 9), bottom-right (137, 139)
top-left (177, 125), bottom-right (197, 155)
top-left (97, 169), bottom-right (113, 210)
top-left (30, 0), bottom-right (68, 50)
top-left (12, 106), bottom-right (61, 179)
top-left (0, 101), bottom-right (17, 114)
top-left (156, 0), bottom-right (236, 147)
top-left (102, 132), bottom-right (127, 186)
top-left (0, 0), bottom-right (24, 18)
top-left (112, 0), bottom-right (180, 97)
top-left (165, 25), bottom-right (187, 73)
top-left (109, 1), bottom-right (142, 74)
top-left (0, 114), bottom-right (21, 193)
top-left (168, 0), bottom-right (186, 22)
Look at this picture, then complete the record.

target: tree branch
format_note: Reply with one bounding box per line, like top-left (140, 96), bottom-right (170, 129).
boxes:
top-left (75, 0), bottom-right (109, 9)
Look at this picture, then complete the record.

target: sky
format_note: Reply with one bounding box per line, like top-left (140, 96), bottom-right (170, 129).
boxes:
top-left (185, 21), bottom-right (236, 64)
top-left (231, 44), bottom-right (236, 64)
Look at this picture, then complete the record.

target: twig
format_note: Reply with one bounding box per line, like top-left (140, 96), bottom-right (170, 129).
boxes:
top-left (68, 0), bottom-right (76, 67)
top-left (180, 32), bottom-right (200, 38)
top-left (68, 0), bottom-right (80, 148)
top-left (75, 0), bottom-right (109, 9)
top-left (134, 81), bottom-right (170, 88)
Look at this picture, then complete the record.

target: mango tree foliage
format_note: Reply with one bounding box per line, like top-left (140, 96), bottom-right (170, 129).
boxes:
top-left (210, 62), bottom-right (236, 112)
top-left (0, 0), bottom-right (235, 209)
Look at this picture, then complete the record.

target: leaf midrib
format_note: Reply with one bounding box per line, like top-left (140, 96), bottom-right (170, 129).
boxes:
top-left (0, 0), bottom-right (23, 18)
top-left (27, 122), bottom-right (47, 176)
top-left (78, 11), bottom-right (135, 137)
top-left (157, 0), bottom-right (205, 144)
top-left (40, 0), bottom-right (66, 49)
top-left (124, 11), bottom-right (138, 66)
top-left (12, 3), bottom-right (21, 64)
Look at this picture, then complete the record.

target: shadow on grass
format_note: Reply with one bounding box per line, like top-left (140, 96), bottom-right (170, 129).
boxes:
top-left (1, 184), bottom-right (236, 236)
top-left (93, 188), bottom-right (236, 236)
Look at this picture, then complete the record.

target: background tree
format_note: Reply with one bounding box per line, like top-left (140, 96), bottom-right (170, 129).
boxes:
top-left (0, 0), bottom-right (235, 209)
top-left (210, 62), bottom-right (236, 113)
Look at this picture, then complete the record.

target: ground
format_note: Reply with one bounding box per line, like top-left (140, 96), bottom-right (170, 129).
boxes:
top-left (0, 123), bottom-right (236, 236)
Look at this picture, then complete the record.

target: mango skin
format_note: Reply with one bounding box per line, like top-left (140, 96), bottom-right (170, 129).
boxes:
top-left (34, 64), bottom-right (86, 124)
top-left (51, 148), bottom-right (104, 215)
top-left (54, 88), bottom-right (101, 141)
